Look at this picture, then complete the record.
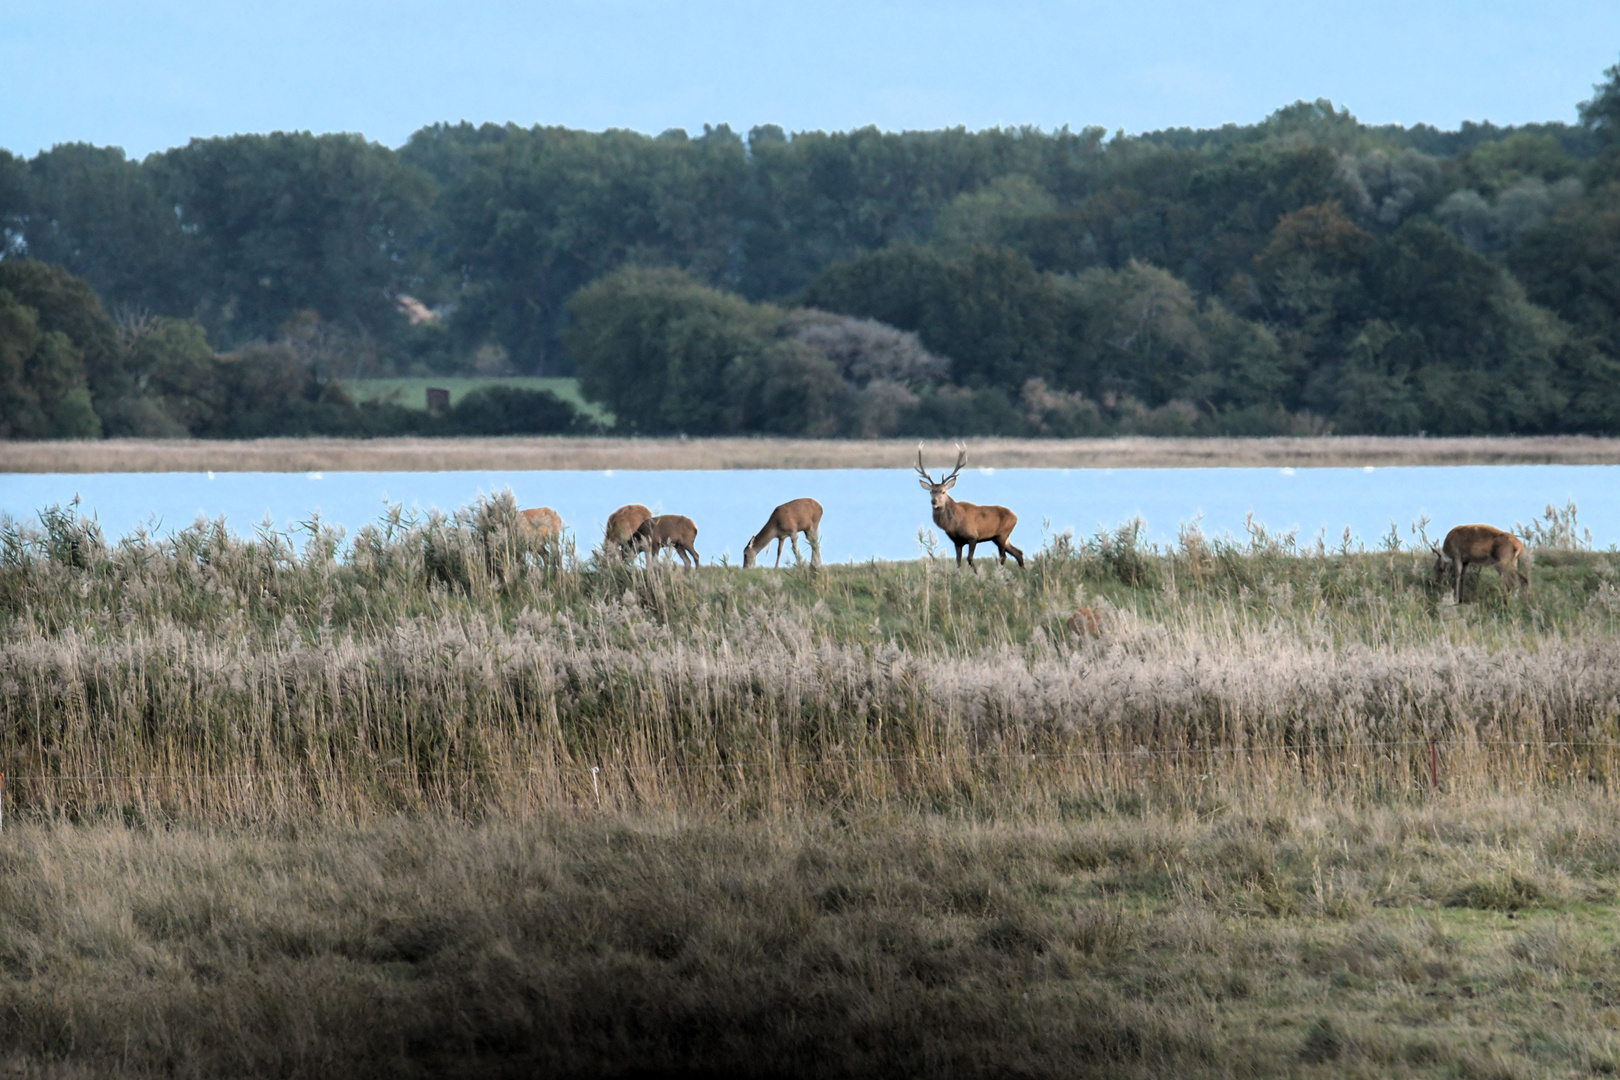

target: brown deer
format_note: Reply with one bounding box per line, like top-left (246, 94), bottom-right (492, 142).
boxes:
top-left (1432, 524), bottom-right (1527, 602)
top-left (743, 498), bottom-right (823, 568)
top-left (916, 445), bottom-right (1024, 569)
top-left (604, 503), bottom-right (653, 555)
top-left (1067, 607), bottom-right (1104, 637)
top-left (517, 507), bottom-right (563, 541)
top-left (633, 514), bottom-right (701, 568)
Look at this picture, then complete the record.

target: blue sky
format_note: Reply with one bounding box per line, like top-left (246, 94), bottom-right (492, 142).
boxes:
top-left (4, 0), bottom-right (1619, 159)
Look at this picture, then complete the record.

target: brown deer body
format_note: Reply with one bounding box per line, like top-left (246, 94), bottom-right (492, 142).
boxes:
top-left (517, 507), bottom-right (563, 540)
top-left (634, 514), bottom-right (701, 568)
top-left (604, 503), bottom-right (653, 555)
top-left (916, 446), bottom-right (1023, 569)
top-left (743, 498), bottom-right (823, 568)
top-left (1433, 524), bottom-right (1527, 602)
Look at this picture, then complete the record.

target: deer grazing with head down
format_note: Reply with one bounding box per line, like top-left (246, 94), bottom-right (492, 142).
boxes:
top-left (604, 503), bottom-right (652, 556)
top-left (743, 498), bottom-right (823, 568)
top-left (517, 506), bottom-right (563, 541)
top-left (1433, 523), bottom-right (1527, 603)
top-left (633, 514), bottom-right (701, 568)
top-left (916, 445), bottom-right (1023, 569)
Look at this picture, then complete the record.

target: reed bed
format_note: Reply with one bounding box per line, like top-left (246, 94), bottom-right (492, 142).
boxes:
top-left (7, 432), bottom-right (1620, 473)
top-left (3, 493), bottom-right (1618, 822)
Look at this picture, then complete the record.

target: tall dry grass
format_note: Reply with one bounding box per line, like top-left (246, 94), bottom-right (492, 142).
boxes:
top-left (7, 792), bottom-right (1620, 1077)
top-left (6, 433), bottom-right (1620, 473)
top-left (4, 493), bottom-right (1619, 822)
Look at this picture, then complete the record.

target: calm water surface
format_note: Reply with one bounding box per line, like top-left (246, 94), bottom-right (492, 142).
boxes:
top-left (2, 466), bottom-right (1616, 563)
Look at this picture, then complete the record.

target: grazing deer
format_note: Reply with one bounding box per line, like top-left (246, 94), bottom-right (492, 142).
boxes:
top-left (604, 503), bottom-right (653, 556)
top-left (518, 507), bottom-right (563, 541)
top-left (1067, 607), bottom-right (1104, 637)
top-left (633, 514), bottom-right (701, 568)
top-left (916, 445), bottom-right (1024, 569)
top-left (1433, 524), bottom-right (1527, 602)
top-left (743, 498), bottom-right (823, 568)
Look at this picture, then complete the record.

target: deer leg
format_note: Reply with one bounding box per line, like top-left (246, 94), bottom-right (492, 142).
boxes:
top-left (789, 534), bottom-right (802, 565)
top-left (966, 541), bottom-right (978, 569)
top-left (808, 527), bottom-right (821, 568)
top-left (1005, 541), bottom-right (1024, 569)
top-left (954, 541), bottom-right (966, 567)
top-left (774, 537), bottom-right (785, 568)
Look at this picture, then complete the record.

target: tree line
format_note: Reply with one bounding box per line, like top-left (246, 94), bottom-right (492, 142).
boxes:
top-left (4, 58), bottom-right (1620, 438)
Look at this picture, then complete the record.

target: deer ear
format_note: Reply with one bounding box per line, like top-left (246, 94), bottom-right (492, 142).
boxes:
top-left (918, 477), bottom-right (934, 491)
top-left (941, 476), bottom-right (956, 491)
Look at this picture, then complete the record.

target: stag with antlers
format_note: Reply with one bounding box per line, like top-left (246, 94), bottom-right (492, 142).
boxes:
top-left (916, 445), bottom-right (1024, 569)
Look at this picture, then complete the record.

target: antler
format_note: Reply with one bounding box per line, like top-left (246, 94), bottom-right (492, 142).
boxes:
top-left (942, 443), bottom-right (968, 485)
top-left (915, 443), bottom-right (934, 484)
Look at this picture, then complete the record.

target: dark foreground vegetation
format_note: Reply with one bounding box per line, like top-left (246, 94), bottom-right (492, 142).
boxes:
top-left (2, 496), bottom-right (1620, 1074)
top-left (8, 61), bottom-right (1620, 440)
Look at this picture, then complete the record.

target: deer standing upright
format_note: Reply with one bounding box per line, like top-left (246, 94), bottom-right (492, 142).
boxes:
top-left (743, 498), bottom-right (823, 568)
top-left (1433, 524), bottom-right (1527, 602)
top-left (916, 445), bottom-right (1023, 569)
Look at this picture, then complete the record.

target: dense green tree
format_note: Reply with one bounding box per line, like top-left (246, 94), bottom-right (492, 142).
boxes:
top-left (9, 60), bottom-right (1620, 439)
top-left (0, 289), bottom-right (100, 439)
top-left (440, 125), bottom-right (748, 374)
top-left (113, 316), bottom-right (218, 436)
top-left (0, 151), bottom-right (29, 258)
top-left (0, 258), bottom-right (123, 403)
top-left (1510, 184), bottom-right (1620, 360)
top-left (565, 267), bottom-right (776, 433)
top-left (725, 339), bottom-right (851, 436)
top-left (22, 144), bottom-right (196, 318)
top-left (152, 133), bottom-right (436, 345)
top-left (1060, 260), bottom-right (1290, 412)
top-left (803, 245), bottom-right (1070, 388)
top-left (440, 385), bottom-right (587, 435)
top-left (1579, 58), bottom-right (1620, 150)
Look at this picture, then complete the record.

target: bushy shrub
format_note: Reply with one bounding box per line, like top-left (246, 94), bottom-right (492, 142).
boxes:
top-left (440, 385), bottom-right (589, 435)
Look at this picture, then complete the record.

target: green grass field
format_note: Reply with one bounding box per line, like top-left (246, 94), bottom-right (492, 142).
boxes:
top-left (342, 376), bottom-right (614, 423)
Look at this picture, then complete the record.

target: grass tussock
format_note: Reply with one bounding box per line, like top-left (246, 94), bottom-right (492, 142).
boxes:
top-left (6, 433), bottom-right (1620, 473)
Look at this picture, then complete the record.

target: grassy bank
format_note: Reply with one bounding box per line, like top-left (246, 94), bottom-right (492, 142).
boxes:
top-left (2, 493), bottom-right (1618, 821)
top-left (6, 433), bottom-right (1620, 473)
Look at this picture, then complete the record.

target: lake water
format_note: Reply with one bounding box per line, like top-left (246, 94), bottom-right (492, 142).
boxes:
top-left (2, 466), bottom-right (1616, 563)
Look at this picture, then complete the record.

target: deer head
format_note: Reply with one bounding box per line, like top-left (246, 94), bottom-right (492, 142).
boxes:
top-left (1431, 542), bottom-right (1452, 580)
top-left (915, 444), bottom-right (967, 512)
